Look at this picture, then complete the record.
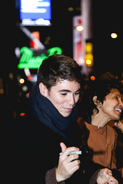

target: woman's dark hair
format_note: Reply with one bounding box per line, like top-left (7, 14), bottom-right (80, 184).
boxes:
top-left (37, 54), bottom-right (82, 90)
top-left (79, 77), bottom-right (122, 120)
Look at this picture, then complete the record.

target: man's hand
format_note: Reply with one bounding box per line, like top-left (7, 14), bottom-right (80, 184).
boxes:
top-left (56, 142), bottom-right (80, 182)
top-left (97, 168), bottom-right (118, 184)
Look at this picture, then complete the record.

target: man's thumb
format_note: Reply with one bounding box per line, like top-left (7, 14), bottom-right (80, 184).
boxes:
top-left (60, 142), bottom-right (67, 153)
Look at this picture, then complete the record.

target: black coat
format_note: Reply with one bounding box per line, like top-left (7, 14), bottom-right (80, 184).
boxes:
top-left (1, 85), bottom-right (101, 184)
top-left (1, 111), bottom-right (75, 183)
top-left (1, 111), bottom-right (102, 184)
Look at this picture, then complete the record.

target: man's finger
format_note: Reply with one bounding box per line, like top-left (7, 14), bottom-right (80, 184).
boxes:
top-left (60, 142), bottom-right (79, 157)
top-left (60, 142), bottom-right (67, 153)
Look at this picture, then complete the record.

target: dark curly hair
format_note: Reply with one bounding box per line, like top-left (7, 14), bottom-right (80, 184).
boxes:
top-left (79, 77), bottom-right (122, 120)
top-left (37, 54), bottom-right (82, 90)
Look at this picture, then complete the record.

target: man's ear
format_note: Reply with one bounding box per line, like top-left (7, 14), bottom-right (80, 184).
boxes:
top-left (93, 96), bottom-right (102, 108)
top-left (39, 83), bottom-right (48, 97)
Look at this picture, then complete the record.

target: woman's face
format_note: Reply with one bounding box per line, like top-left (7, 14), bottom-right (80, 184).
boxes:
top-left (100, 89), bottom-right (123, 120)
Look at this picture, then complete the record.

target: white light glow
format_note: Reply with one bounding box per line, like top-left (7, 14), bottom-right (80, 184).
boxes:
top-left (111, 33), bottom-right (117, 39)
top-left (76, 26), bottom-right (83, 31)
top-left (19, 78), bottom-right (25, 84)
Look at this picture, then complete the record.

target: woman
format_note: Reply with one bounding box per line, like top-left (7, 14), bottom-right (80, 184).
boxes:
top-left (77, 77), bottom-right (123, 182)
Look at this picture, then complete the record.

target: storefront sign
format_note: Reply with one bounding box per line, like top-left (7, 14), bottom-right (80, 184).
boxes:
top-left (17, 46), bottom-right (62, 69)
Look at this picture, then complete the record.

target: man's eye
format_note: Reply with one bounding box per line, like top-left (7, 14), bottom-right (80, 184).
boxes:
top-left (61, 93), bottom-right (67, 96)
top-left (74, 92), bottom-right (80, 95)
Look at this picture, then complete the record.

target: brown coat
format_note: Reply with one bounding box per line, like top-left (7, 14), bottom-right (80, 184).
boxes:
top-left (78, 117), bottom-right (118, 169)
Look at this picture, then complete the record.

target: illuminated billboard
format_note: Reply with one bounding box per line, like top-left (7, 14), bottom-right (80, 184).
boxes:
top-left (20, 0), bottom-right (51, 25)
top-left (17, 46), bottom-right (62, 69)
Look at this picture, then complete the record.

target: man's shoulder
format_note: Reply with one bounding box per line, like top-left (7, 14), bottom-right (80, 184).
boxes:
top-left (10, 112), bottom-right (34, 130)
top-left (9, 110), bottom-right (55, 138)
top-left (6, 112), bottom-right (53, 148)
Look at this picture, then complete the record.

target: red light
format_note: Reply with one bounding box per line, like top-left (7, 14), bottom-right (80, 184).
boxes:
top-left (90, 76), bottom-right (95, 81)
top-left (78, 19), bottom-right (82, 24)
top-left (20, 112), bottom-right (25, 116)
top-left (27, 74), bottom-right (33, 80)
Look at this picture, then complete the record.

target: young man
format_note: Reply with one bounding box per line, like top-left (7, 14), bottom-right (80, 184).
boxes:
top-left (1, 55), bottom-right (118, 184)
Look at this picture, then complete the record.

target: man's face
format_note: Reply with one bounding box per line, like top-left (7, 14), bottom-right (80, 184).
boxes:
top-left (44, 79), bottom-right (81, 117)
top-left (101, 89), bottom-right (123, 120)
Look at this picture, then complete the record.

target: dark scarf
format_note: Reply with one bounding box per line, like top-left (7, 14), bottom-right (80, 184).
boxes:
top-left (29, 84), bottom-right (78, 143)
top-left (86, 115), bottom-right (92, 124)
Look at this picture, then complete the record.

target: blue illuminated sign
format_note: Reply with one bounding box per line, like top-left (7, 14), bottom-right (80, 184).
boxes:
top-left (20, 0), bottom-right (51, 21)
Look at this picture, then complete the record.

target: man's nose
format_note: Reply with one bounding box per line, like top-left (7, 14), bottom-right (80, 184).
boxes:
top-left (67, 95), bottom-right (75, 105)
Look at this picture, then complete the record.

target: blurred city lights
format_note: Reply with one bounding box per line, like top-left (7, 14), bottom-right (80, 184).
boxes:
top-left (85, 43), bottom-right (93, 53)
top-left (19, 78), bottom-right (25, 84)
top-left (68, 7), bottom-right (74, 11)
top-left (9, 73), bottom-right (14, 80)
top-left (22, 85), bottom-right (28, 92)
top-left (85, 43), bottom-right (93, 67)
top-left (24, 68), bottom-right (31, 77)
top-left (18, 46), bottom-right (62, 69)
top-left (90, 75), bottom-right (95, 81)
top-left (27, 74), bottom-right (37, 83)
top-left (79, 58), bottom-right (85, 65)
top-left (27, 75), bottom-right (33, 80)
top-left (35, 18), bottom-right (51, 26)
top-left (111, 33), bottom-right (117, 39)
top-left (26, 92), bottom-right (30, 98)
top-left (15, 47), bottom-right (20, 58)
top-left (0, 78), bottom-right (4, 94)
top-left (76, 7), bottom-right (81, 11)
top-left (20, 112), bottom-right (25, 117)
top-left (0, 88), bottom-right (4, 94)
top-left (86, 59), bottom-right (92, 65)
top-left (76, 25), bottom-right (83, 31)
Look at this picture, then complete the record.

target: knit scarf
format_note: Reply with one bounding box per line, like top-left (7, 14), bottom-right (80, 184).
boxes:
top-left (29, 84), bottom-right (78, 143)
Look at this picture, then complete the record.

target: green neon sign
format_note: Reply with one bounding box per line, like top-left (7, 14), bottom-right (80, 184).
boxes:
top-left (17, 46), bottom-right (62, 69)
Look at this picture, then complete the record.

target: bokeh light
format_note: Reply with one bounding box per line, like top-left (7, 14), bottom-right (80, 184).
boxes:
top-left (111, 33), bottom-right (117, 39)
